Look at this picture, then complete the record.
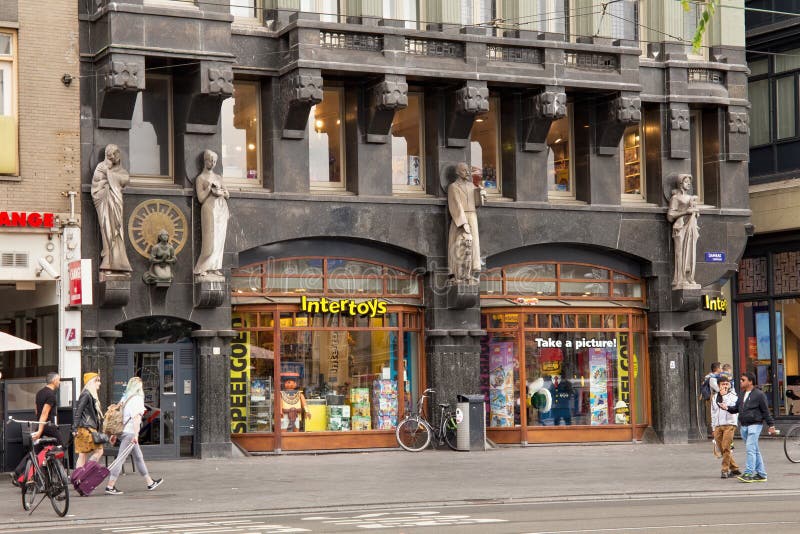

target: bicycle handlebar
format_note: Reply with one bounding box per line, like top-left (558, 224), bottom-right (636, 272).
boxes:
top-left (6, 417), bottom-right (47, 426)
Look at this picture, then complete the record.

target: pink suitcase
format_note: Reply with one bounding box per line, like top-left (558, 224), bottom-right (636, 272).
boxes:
top-left (70, 442), bottom-right (134, 496)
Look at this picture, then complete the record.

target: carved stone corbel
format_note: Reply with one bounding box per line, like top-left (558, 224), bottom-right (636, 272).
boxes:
top-left (95, 54), bottom-right (146, 129)
top-left (279, 68), bottom-right (323, 139)
top-left (446, 81), bottom-right (489, 147)
top-left (669, 104), bottom-right (690, 159)
top-left (365, 75), bottom-right (408, 143)
top-left (726, 107), bottom-right (749, 161)
top-left (186, 62), bottom-right (235, 134)
top-left (521, 87), bottom-right (567, 152)
top-left (596, 93), bottom-right (641, 156)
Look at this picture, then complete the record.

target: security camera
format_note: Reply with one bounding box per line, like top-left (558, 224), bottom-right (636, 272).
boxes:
top-left (37, 258), bottom-right (60, 279)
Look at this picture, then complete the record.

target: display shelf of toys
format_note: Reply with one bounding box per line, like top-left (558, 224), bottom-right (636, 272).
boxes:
top-left (553, 158), bottom-right (570, 192)
top-left (623, 144), bottom-right (641, 195)
top-left (372, 379), bottom-right (398, 430)
top-left (249, 379), bottom-right (273, 432)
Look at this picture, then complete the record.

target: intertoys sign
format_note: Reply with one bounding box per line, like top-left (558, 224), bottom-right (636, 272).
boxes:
top-left (300, 296), bottom-right (388, 317)
top-left (0, 211), bottom-right (55, 228)
top-left (702, 295), bottom-right (728, 314)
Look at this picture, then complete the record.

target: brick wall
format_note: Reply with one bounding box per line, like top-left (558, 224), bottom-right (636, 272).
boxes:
top-left (0, 0), bottom-right (80, 216)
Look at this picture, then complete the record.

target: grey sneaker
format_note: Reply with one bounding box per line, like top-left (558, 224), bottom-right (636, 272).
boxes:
top-left (737, 473), bottom-right (756, 483)
top-left (753, 474), bottom-right (767, 482)
top-left (147, 478), bottom-right (163, 491)
top-left (105, 486), bottom-right (123, 495)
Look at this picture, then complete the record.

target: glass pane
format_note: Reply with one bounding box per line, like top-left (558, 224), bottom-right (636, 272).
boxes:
top-left (775, 48), bottom-right (800, 73)
top-left (621, 124), bottom-right (643, 196)
top-left (135, 352), bottom-right (161, 445)
top-left (391, 92), bottom-right (424, 190)
top-left (163, 410), bottom-right (174, 445)
top-left (560, 264), bottom-right (609, 280)
top-left (403, 331), bottom-right (420, 418)
top-left (689, 112), bottom-right (703, 202)
top-left (613, 272), bottom-right (636, 281)
top-left (481, 332), bottom-right (520, 427)
top-left (773, 251), bottom-right (800, 294)
top-left (564, 314), bottom-right (576, 328)
top-left (163, 352), bottom-right (174, 393)
top-left (130, 77), bottom-right (171, 177)
top-left (507, 280), bottom-right (557, 296)
top-left (0, 33), bottom-right (11, 55)
top-left (550, 314), bottom-right (562, 328)
top-left (470, 96), bottom-right (501, 194)
top-left (749, 79), bottom-right (770, 146)
top-left (0, 62), bottom-right (12, 119)
top-left (221, 82), bottom-right (260, 182)
top-left (232, 275), bottom-right (262, 293)
top-left (778, 298), bottom-right (800, 416)
top-left (265, 277), bottom-right (323, 293)
top-left (505, 263), bottom-right (556, 279)
top-left (737, 301), bottom-right (775, 412)
top-left (387, 277), bottom-right (420, 295)
top-left (525, 331), bottom-right (618, 426)
top-left (537, 314), bottom-right (549, 328)
top-left (632, 332), bottom-right (646, 424)
top-left (590, 314), bottom-right (602, 328)
top-left (616, 314), bottom-right (629, 328)
top-left (230, 0), bottom-right (257, 17)
top-left (309, 88), bottom-right (344, 186)
top-left (547, 114), bottom-right (571, 193)
top-left (267, 258), bottom-right (323, 276)
top-left (738, 257), bottom-right (768, 294)
top-left (480, 277), bottom-right (501, 294)
top-left (328, 277), bottom-right (382, 294)
top-left (749, 58), bottom-right (768, 76)
top-left (327, 259), bottom-right (383, 277)
top-left (776, 76), bottom-right (797, 140)
top-left (240, 330), bottom-right (273, 433)
top-left (561, 282), bottom-right (609, 297)
top-left (613, 283), bottom-right (642, 298)
top-left (577, 314), bottom-right (589, 328)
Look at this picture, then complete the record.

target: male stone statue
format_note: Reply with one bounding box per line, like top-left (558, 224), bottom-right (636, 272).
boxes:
top-left (448, 162), bottom-right (485, 283)
top-left (194, 149), bottom-right (230, 279)
top-left (91, 144), bottom-right (132, 273)
top-left (667, 173), bottom-right (701, 290)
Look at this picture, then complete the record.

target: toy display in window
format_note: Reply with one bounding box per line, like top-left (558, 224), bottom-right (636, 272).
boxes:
top-left (549, 374), bottom-right (575, 425)
top-left (280, 372), bottom-right (310, 432)
top-left (614, 400), bottom-right (629, 424)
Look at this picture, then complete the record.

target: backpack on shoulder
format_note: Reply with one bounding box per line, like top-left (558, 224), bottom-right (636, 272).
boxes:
top-left (102, 399), bottom-right (127, 436)
top-left (700, 377), bottom-right (712, 401)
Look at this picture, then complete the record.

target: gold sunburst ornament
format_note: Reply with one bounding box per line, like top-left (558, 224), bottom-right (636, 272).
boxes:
top-left (128, 199), bottom-right (188, 259)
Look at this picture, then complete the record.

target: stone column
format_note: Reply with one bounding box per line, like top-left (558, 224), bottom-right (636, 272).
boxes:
top-left (192, 330), bottom-right (232, 458)
top-left (649, 331), bottom-right (690, 443)
top-left (687, 332), bottom-right (709, 440)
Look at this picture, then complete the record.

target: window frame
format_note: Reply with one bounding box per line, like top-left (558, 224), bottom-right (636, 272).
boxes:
top-left (620, 123), bottom-right (646, 203)
top-left (748, 76), bottom-right (771, 148)
top-left (689, 109), bottom-right (704, 205)
top-left (774, 73), bottom-right (798, 141)
top-left (222, 80), bottom-right (262, 188)
top-left (547, 103), bottom-right (575, 201)
top-left (308, 86), bottom-right (346, 192)
top-left (470, 95), bottom-right (503, 197)
top-left (129, 74), bottom-right (174, 185)
top-left (230, 0), bottom-right (262, 22)
top-left (0, 29), bottom-right (18, 177)
top-left (391, 91), bottom-right (426, 195)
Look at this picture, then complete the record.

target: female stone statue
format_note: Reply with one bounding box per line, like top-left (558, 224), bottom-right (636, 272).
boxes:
top-left (91, 144), bottom-right (132, 272)
top-left (143, 229), bottom-right (177, 285)
top-left (448, 162), bottom-right (485, 283)
top-left (193, 150), bottom-right (230, 278)
top-left (667, 174), bottom-right (701, 289)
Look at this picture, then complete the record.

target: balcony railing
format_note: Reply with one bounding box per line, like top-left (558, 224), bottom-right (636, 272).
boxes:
top-left (486, 45), bottom-right (543, 64)
top-left (404, 38), bottom-right (464, 58)
top-left (320, 31), bottom-right (384, 52)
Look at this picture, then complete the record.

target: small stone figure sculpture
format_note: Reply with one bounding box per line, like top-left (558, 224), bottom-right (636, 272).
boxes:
top-left (447, 162), bottom-right (485, 283)
top-left (194, 150), bottom-right (230, 279)
top-left (667, 173), bottom-right (701, 290)
top-left (142, 229), bottom-right (177, 285)
top-left (92, 144), bottom-right (132, 272)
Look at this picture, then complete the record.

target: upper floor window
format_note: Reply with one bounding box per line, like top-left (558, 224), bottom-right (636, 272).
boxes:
top-left (309, 87), bottom-right (345, 191)
top-left (460, 0), bottom-right (496, 30)
top-left (231, 0), bottom-right (261, 19)
top-left (621, 124), bottom-right (645, 201)
top-left (0, 30), bottom-right (17, 176)
top-left (470, 96), bottom-right (501, 195)
top-left (129, 75), bottom-right (173, 183)
top-left (689, 109), bottom-right (704, 204)
top-left (546, 105), bottom-right (573, 199)
top-left (391, 92), bottom-right (425, 194)
top-left (382, 0), bottom-right (417, 29)
top-left (301, 0), bottom-right (340, 22)
top-left (221, 81), bottom-right (261, 186)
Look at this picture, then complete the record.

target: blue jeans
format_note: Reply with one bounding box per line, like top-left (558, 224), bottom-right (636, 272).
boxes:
top-left (740, 423), bottom-right (766, 477)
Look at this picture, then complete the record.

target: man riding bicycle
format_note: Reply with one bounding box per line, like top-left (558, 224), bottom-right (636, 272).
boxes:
top-left (9, 372), bottom-right (64, 486)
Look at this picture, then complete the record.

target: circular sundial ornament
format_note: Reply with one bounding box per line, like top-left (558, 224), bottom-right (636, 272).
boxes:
top-left (128, 199), bottom-right (188, 259)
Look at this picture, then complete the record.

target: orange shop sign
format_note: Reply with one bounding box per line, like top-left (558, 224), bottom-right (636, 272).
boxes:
top-left (0, 211), bottom-right (55, 228)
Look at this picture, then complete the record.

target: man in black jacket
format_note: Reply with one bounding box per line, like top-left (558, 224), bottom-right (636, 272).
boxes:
top-left (718, 372), bottom-right (777, 482)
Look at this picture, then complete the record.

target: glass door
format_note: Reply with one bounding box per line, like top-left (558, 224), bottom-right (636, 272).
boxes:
top-left (126, 349), bottom-right (178, 458)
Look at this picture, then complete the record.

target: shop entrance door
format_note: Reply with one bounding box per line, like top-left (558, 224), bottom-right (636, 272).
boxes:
top-left (114, 343), bottom-right (196, 459)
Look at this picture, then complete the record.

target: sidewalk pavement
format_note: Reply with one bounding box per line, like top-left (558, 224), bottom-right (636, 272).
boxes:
top-left (2, 438), bottom-right (800, 527)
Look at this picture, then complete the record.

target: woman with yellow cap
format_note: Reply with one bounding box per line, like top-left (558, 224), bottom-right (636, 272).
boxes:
top-left (72, 372), bottom-right (105, 469)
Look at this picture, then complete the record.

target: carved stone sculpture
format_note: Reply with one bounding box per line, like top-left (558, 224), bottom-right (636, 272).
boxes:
top-left (91, 144), bottom-right (132, 273)
top-left (143, 229), bottom-right (177, 286)
top-left (667, 174), bottom-right (701, 290)
top-left (194, 150), bottom-right (230, 280)
top-left (448, 162), bottom-right (485, 283)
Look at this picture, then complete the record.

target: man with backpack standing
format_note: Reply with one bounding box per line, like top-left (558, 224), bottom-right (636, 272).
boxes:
top-left (718, 372), bottom-right (778, 482)
top-left (700, 362), bottom-right (721, 436)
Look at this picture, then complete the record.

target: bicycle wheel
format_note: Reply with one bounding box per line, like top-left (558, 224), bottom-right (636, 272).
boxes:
top-left (396, 417), bottom-right (431, 452)
top-left (442, 414), bottom-right (458, 451)
top-left (784, 425), bottom-right (800, 463)
top-left (21, 468), bottom-right (40, 511)
top-left (47, 460), bottom-right (69, 517)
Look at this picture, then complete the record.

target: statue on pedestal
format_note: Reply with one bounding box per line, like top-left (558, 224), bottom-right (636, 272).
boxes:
top-left (447, 162), bottom-right (485, 284)
top-left (193, 150), bottom-right (230, 280)
top-left (142, 229), bottom-right (177, 286)
top-left (91, 144), bottom-right (132, 273)
top-left (667, 174), bottom-right (701, 290)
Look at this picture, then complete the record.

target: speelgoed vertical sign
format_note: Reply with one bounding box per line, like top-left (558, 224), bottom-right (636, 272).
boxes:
top-left (68, 259), bottom-right (93, 306)
top-left (616, 331), bottom-right (630, 413)
top-left (230, 315), bottom-right (251, 433)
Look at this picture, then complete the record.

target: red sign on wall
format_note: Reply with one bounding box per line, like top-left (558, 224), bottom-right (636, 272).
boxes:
top-left (0, 211), bottom-right (55, 228)
top-left (68, 259), bottom-right (93, 306)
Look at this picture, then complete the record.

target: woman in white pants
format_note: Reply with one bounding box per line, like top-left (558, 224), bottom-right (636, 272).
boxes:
top-left (105, 377), bottom-right (163, 495)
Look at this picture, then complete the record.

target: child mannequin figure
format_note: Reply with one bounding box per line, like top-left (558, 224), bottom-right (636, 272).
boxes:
top-left (280, 372), bottom-right (310, 432)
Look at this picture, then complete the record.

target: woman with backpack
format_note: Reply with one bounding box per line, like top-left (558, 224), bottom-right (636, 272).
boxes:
top-left (105, 377), bottom-right (163, 495)
top-left (72, 372), bottom-right (106, 469)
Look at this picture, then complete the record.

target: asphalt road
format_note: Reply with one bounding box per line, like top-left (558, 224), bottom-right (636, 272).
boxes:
top-left (5, 494), bottom-right (799, 533)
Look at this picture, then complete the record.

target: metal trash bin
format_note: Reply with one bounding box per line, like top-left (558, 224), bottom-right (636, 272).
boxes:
top-left (455, 394), bottom-right (486, 451)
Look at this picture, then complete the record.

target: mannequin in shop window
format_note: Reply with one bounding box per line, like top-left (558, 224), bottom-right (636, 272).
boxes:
top-left (549, 374), bottom-right (575, 425)
top-left (280, 372), bottom-right (310, 432)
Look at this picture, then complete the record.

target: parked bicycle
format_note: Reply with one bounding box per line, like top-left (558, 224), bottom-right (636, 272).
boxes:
top-left (396, 388), bottom-right (458, 452)
top-left (7, 417), bottom-right (70, 517)
top-left (784, 423), bottom-right (800, 463)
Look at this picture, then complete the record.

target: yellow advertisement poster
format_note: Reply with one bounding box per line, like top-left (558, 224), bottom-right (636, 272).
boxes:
top-left (616, 331), bottom-right (630, 412)
top-left (230, 315), bottom-right (251, 433)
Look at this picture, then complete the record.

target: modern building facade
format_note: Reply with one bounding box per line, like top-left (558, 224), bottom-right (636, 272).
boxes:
top-left (78, 0), bottom-right (750, 458)
top-left (736, 1), bottom-right (800, 426)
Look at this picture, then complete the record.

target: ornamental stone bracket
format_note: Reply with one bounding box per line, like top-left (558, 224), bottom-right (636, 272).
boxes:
top-left (365, 75), bottom-right (408, 143)
top-left (279, 68), bottom-right (323, 139)
top-left (668, 104), bottom-right (690, 160)
top-left (446, 81), bottom-right (490, 148)
top-left (194, 277), bottom-right (226, 308)
top-left (726, 107), bottom-right (749, 162)
top-left (98, 272), bottom-right (131, 308)
top-left (95, 54), bottom-right (146, 129)
top-left (521, 87), bottom-right (567, 152)
top-left (186, 62), bottom-right (235, 134)
top-left (595, 93), bottom-right (641, 156)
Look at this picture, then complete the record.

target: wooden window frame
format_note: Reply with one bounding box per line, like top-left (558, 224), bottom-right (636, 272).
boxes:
top-left (620, 123), bottom-right (646, 203)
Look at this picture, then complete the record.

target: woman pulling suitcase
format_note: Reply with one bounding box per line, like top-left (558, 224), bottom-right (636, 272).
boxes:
top-left (72, 372), bottom-right (106, 469)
